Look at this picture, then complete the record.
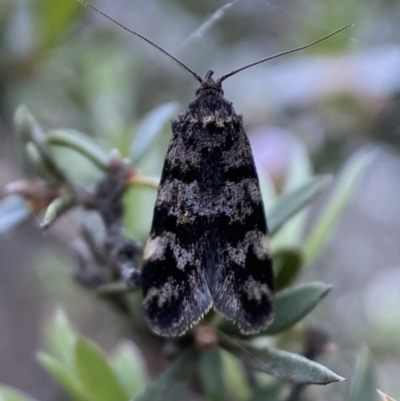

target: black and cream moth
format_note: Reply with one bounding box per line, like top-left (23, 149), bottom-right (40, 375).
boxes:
top-left (141, 70), bottom-right (274, 337)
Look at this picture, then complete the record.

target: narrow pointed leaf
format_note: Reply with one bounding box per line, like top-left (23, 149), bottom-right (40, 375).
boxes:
top-left (264, 282), bottom-right (332, 335)
top-left (44, 308), bottom-right (76, 367)
top-left (130, 102), bottom-right (179, 164)
top-left (270, 137), bottom-right (311, 249)
top-left (110, 341), bottom-right (148, 399)
top-left (303, 150), bottom-right (372, 265)
top-left (14, 105), bottom-right (46, 145)
top-left (37, 352), bottom-right (90, 401)
top-left (41, 195), bottom-right (75, 229)
top-left (223, 339), bottom-right (343, 384)
top-left (0, 386), bottom-right (39, 401)
top-left (133, 349), bottom-right (197, 401)
top-left (377, 390), bottom-right (397, 401)
top-left (75, 336), bottom-right (129, 401)
top-left (268, 176), bottom-right (331, 236)
top-left (199, 346), bottom-right (225, 401)
top-left (347, 348), bottom-right (379, 401)
top-left (25, 142), bottom-right (57, 181)
top-left (15, 106), bottom-right (66, 183)
top-left (47, 130), bottom-right (109, 171)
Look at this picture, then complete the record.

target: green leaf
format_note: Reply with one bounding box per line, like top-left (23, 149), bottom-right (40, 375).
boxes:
top-left (303, 150), bottom-right (372, 265)
top-left (37, 352), bottom-right (90, 401)
top-left (264, 282), bottom-right (332, 335)
top-left (44, 308), bottom-right (76, 367)
top-left (133, 348), bottom-right (197, 401)
top-left (199, 347), bottom-right (225, 401)
top-left (36, 0), bottom-right (82, 50)
top-left (130, 102), bottom-right (179, 164)
top-left (23, 143), bottom-right (49, 180)
top-left (0, 386), bottom-right (39, 401)
top-left (74, 336), bottom-right (129, 401)
top-left (110, 341), bottom-right (148, 399)
top-left (14, 105), bottom-right (46, 145)
top-left (47, 130), bottom-right (109, 171)
top-left (273, 248), bottom-right (303, 290)
top-left (15, 106), bottom-right (66, 183)
top-left (220, 348), bottom-right (251, 401)
top-left (223, 339), bottom-right (344, 384)
top-left (247, 383), bottom-right (281, 401)
top-left (268, 176), bottom-right (331, 236)
top-left (0, 196), bottom-right (30, 234)
top-left (347, 348), bottom-right (379, 401)
top-left (41, 195), bottom-right (75, 229)
top-left (271, 136), bottom-right (312, 249)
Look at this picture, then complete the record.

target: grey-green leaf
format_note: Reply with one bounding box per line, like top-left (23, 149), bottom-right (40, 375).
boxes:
top-left (223, 339), bottom-right (344, 384)
top-left (47, 130), bottom-right (109, 171)
top-left (347, 348), bottom-right (379, 401)
top-left (14, 105), bottom-right (46, 145)
top-left (74, 336), bottom-right (129, 401)
top-left (133, 349), bottom-right (197, 401)
top-left (37, 352), bottom-right (90, 401)
top-left (110, 341), bottom-right (148, 399)
top-left (41, 195), bottom-right (75, 229)
top-left (0, 385), bottom-right (39, 401)
top-left (130, 102), bottom-right (179, 164)
top-left (0, 196), bottom-right (30, 234)
top-left (43, 308), bottom-right (76, 368)
top-left (303, 150), bottom-right (372, 265)
top-left (268, 175), bottom-right (331, 236)
top-left (248, 383), bottom-right (281, 401)
top-left (220, 348), bottom-right (251, 401)
top-left (264, 282), bottom-right (332, 335)
top-left (199, 346), bottom-right (225, 401)
top-left (15, 106), bottom-right (66, 183)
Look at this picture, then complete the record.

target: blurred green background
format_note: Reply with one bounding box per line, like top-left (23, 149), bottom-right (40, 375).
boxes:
top-left (1, 0), bottom-right (400, 399)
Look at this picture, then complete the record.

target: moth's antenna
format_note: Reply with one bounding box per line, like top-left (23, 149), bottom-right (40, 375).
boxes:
top-left (220, 24), bottom-right (353, 82)
top-left (75, 0), bottom-right (203, 83)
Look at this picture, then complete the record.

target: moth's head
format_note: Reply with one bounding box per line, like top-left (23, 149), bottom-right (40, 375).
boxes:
top-left (196, 70), bottom-right (224, 97)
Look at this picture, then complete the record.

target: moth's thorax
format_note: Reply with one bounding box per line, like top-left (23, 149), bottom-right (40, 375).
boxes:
top-left (183, 94), bottom-right (236, 127)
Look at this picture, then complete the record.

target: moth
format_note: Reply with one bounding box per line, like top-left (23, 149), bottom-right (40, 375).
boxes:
top-left (141, 68), bottom-right (274, 337)
top-left (77, 0), bottom-right (350, 337)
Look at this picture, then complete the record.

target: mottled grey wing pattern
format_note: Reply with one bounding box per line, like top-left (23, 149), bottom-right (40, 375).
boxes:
top-left (209, 127), bottom-right (274, 334)
top-left (141, 80), bottom-right (274, 337)
top-left (141, 133), bottom-right (213, 336)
